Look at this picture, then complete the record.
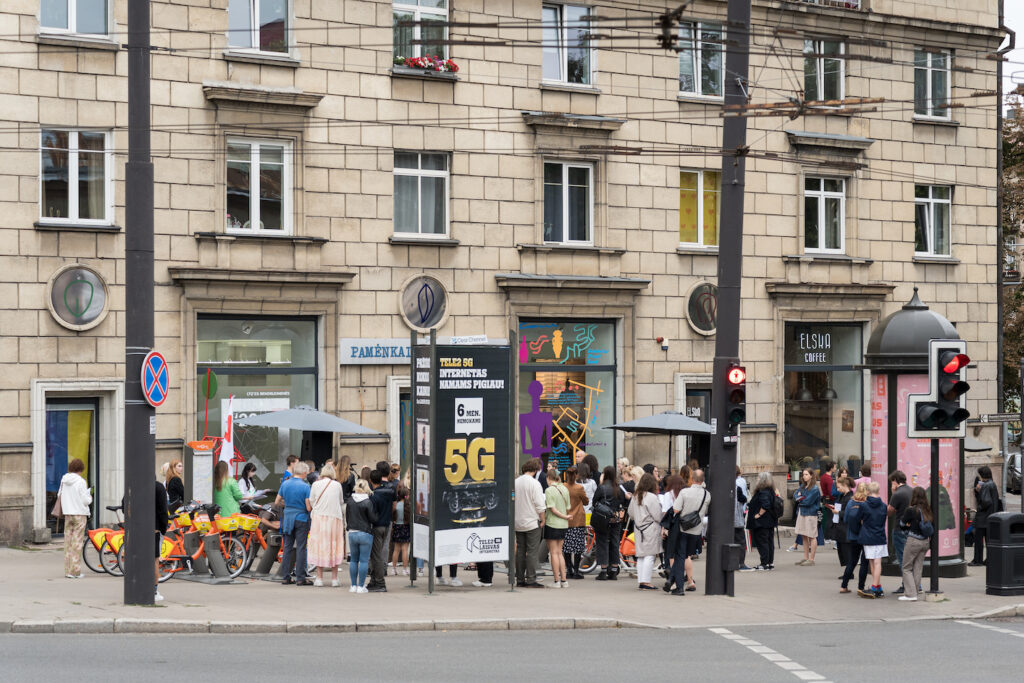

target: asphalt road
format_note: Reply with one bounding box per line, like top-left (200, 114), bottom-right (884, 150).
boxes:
top-left (3, 619), bottom-right (1023, 682)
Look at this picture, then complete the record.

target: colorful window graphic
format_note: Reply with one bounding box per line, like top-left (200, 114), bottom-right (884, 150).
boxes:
top-left (46, 401), bottom-right (97, 529)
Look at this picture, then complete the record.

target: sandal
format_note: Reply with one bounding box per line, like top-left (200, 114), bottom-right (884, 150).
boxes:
top-left (839, 587), bottom-right (851, 594)
top-left (685, 583), bottom-right (697, 592)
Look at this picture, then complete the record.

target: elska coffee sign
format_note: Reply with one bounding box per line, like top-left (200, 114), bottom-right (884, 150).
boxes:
top-left (798, 331), bottom-right (831, 364)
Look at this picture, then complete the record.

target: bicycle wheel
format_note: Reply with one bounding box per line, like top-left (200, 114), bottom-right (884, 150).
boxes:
top-left (158, 557), bottom-right (181, 583)
top-left (222, 536), bottom-right (247, 579)
top-left (100, 537), bottom-right (123, 576)
top-left (82, 537), bottom-right (105, 574)
top-left (579, 526), bottom-right (598, 574)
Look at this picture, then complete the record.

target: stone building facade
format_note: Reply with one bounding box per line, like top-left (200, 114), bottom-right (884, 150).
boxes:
top-left (0, 0), bottom-right (1006, 542)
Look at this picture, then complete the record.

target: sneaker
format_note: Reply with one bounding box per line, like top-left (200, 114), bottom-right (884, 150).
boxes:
top-left (857, 589), bottom-right (873, 599)
top-left (766, 564), bottom-right (775, 571)
top-left (356, 586), bottom-right (368, 594)
top-left (795, 559), bottom-right (808, 566)
top-left (550, 581), bottom-right (561, 589)
top-left (898, 595), bottom-right (918, 601)
top-left (893, 586), bottom-right (905, 594)
top-left (313, 578), bottom-right (323, 587)
top-left (738, 565), bottom-right (756, 572)
top-left (402, 568), bottom-right (410, 576)
top-left (754, 565), bottom-right (767, 571)
top-left (450, 578), bottom-right (463, 587)
top-left (804, 560), bottom-right (815, 566)
top-left (331, 579), bottom-right (340, 587)
top-left (438, 576), bottom-right (451, 586)
top-left (471, 580), bottom-right (492, 587)
top-left (786, 545), bottom-right (799, 552)
top-left (154, 591), bottom-right (164, 602)
top-left (367, 585), bottom-right (387, 593)
top-left (66, 573), bottom-right (84, 579)
top-left (560, 581), bottom-right (569, 588)
top-left (349, 585), bottom-right (357, 593)
top-left (873, 588), bottom-right (885, 599)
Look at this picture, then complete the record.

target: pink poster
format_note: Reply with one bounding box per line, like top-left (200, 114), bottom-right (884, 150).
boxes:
top-left (870, 374), bottom-right (888, 488)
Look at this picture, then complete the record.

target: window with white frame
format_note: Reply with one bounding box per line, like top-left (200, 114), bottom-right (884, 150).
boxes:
top-left (542, 4), bottom-right (594, 85)
top-left (803, 39), bottom-right (844, 101)
top-left (227, 0), bottom-right (289, 53)
top-left (394, 152), bottom-right (449, 236)
top-left (914, 185), bottom-right (951, 256)
top-left (543, 161), bottom-right (592, 244)
top-left (40, 130), bottom-right (112, 224)
top-left (914, 49), bottom-right (950, 119)
top-left (678, 22), bottom-right (723, 97)
top-left (393, 1), bottom-right (448, 60)
top-left (804, 177), bottom-right (845, 253)
top-left (226, 139), bottom-right (291, 234)
top-left (40, 0), bottom-right (109, 35)
top-left (679, 170), bottom-right (721, 246)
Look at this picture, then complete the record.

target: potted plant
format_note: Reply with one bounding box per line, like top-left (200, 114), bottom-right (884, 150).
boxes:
top-left (393, 55), bottom-right (459, 73)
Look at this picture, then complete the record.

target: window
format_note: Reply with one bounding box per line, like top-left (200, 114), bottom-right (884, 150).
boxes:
top-left (804, 177), bottom-right (845, 253)
top-left (678, 22), bottom-right (723, 97)
top-left (40, 130), bottom-right (112, 225)
top-left (803, 39), bottom-right (844, 101)
top-left (914, 49), bottom-right (950, 119)
top-left (542, 4), bottom-right (593, 85)
top-left (394, 152), bottom-right (449, 236)
top-left (679, 170), bottom-right (720, 246)
top-left (914, 185), bottom-right (951, 256)
top-left (228, 0), bottom-right (288, 53)
top-left (40, 0), bottom-right (108, 35)
top-left (393, 1), bottom-right (448, 60)
top-left (226, 139), bottom-right (291, 234)
top-left (543, 162), bottom-right (592, 244)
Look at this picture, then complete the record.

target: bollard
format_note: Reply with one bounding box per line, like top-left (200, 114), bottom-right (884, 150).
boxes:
top-left (203, 534), bottom-right (231, 577)
top-left (183, 531), bottom-right (208, 575)
top-left (253, 533), bottom-right (282, 576)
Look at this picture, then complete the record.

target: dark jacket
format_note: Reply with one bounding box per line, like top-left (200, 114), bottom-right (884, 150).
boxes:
top-left (832, 490), bottom-right (853, 541)
top-left (370, 483), bottom-right (396, 527)
top-left (974, 479), bottom-right (999, 528)
top-left (856, 496), bottom-right (888, 546)
top-left (593, 482), bottom-right (625, 516)
top-left (166, 476), bottom-right (185, 512)
top-left (794, 485), bottom-right (821, 517)
top-left (844, 499), bottom-right (866, 542)
top-left (746, 488), bottom-right (776, 530)
top-left (346, 494), bottom-right (378, 534)
top-left (900, 506), bottom-right (931, 539)
top-left (341, 472), bottom-right (356, 502)
top-left (155, 481), bottom-right (169, 533)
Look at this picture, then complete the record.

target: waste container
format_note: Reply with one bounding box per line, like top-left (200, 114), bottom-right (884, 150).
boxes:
top-left (985, 512), bottom-right (1024, 596)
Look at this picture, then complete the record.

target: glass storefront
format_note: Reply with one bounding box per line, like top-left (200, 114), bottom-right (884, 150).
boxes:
top-left (196, 316), bottom-right (317, 493)
top-left (783, 323), bottom-right (863, 475)
top-left (518, 321), bottom-right (616, 472)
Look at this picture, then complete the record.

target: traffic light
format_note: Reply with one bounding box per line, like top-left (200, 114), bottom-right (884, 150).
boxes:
top-left (726, 362), bottom-right (747, 426)
top-left (911, 340), bottom-right (970, 436)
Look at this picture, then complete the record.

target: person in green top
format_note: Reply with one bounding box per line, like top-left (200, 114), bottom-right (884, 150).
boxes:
top-left (213, 460), bottom-right (244, 516)
top-left (544, 468), bottom-right (572, 588)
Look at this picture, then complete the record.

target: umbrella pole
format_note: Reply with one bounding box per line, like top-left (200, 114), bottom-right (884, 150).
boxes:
top-left (668, 434), bottom-right (673, 474)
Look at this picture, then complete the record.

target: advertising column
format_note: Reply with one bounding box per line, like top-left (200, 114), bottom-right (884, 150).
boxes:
top-left (412, 344), bottom-right (432, 562)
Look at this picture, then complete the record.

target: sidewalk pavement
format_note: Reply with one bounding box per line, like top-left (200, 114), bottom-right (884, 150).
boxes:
top-left (2, 539), bottom-right (1022, 635)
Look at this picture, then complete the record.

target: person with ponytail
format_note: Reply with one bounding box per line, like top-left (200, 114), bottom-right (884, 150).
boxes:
top-left (898, 486), bottom-right (934, 601)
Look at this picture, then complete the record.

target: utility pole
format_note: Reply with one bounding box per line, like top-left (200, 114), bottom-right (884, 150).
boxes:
top-left (705, 0), bottom-right (751, 596)
top-left (124, 0), bottom-right (156, 605)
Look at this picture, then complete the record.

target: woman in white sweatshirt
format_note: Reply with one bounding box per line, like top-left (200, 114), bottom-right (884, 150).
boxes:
top-left (59, 458), bottom-right (92, 578)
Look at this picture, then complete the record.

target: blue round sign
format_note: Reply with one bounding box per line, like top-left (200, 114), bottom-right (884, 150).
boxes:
top-left (142, 351), bottom-right (169, 408)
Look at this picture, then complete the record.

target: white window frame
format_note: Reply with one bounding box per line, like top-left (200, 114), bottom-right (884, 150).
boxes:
top-left (914, 49), bottom-right (952, 121)
top-left (39, 0), bottom-right (111, 37)
top-left (678, 21), bottom-right (724, 98)
top-left (38, 129), bottom-right (114, 226)
top-left (225, 137), bottom-right (293, 236)
top-left (227, 0), bottom-right (291, 55)
top-left (393, 151), bottom-right (451, 238)
top-left (393, 0), bottom-right (449, 60)
top-left (804, 177), bottom-right (846, 254)
top-left (914, 185), bottom-right (952, 257)
top-left (541, 3), bottom-right (596, 86)
top-left (679, 169), bottom-right (720, 248)
top-left (803, 39), bottom-right (845, 102)
top-left (543, 160), bottom-right (594, 246)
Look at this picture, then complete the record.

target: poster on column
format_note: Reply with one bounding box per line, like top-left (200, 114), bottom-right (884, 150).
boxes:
top-left (412, 344), bottom-right (432, 561)
top-left (432, 345), bottom-right (512, 565)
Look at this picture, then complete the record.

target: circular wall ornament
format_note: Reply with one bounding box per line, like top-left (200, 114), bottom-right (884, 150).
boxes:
top-left (685, 281), bottom-right (718, 336)
top-left (46, 264), bottom-right (110, 331)
top-left (398, 274), bottom-right (450, 332)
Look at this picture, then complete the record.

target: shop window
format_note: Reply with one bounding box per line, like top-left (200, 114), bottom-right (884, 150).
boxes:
top-left (914, 185), bottom-right (951, 257)
top-left (225, 139), bottom-right (291, 234)
top-left (783, 323), bottom-right (863, 477)
top-left (196, 316), bottom-right (317, 492)
top-left (543, 161), bottom-right (592, 244)
top-left (804, 176), bottom-right (845, 254)
top-left (394, 152), bottom-right (449, 236)
top-left (914, 49), bottom-right (950, 120)
top-left (679, 170), bottom-right (720, 246)
top-left (803, 39), bottom-right (843, 101)
top-left (40, 129), bottom-right (112, 225)
top-left (228, 0), bottom-right (289, 53)
top-left (45, 399), bottom-right (99, 531)
top-left (40, 0), bottom-right (109, 36)
top-left (678, 22), bottom-right (723, 97)
top-left (393, 0), bottom-right (448, 60)
top-left (518, 321), bottom-right (616, 472)
top-left (542, 4), bottom-right (593, 85)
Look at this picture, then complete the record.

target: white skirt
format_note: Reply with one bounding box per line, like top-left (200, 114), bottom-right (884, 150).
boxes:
top-left (863, 544), bottom-right (888, 560)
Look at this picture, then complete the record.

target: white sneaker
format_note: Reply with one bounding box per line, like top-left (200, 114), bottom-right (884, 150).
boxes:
top-left (154, 592), bottom-right (164, 602)
top-left (402, 568), bottom-right (410, 576)
top-left (313, 578), bottom-right (323, 587)
top-left (389, 566), bottom-right (397, 576)
top-left (356, 586), bottom-right (368, 594)
top-left (331, 579), bottom-right (340, 587)
top-left (550, 581), bottom-right (561, 589)
top-left (438, 576), bottom-right (450, 586)
top-left (450, 578), bottom-right (463, 587)
top-left (471, 580), bottom-right (492, 587)
top-left (560, 581), bottom-right (569, 588)
top-left (898, 595), bottom-right (918, 601)
top-left (349, 585), bottom-right (357, 593)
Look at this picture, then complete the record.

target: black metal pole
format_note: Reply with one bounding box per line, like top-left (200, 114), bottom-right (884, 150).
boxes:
top-left (124, 0), bottom-right (155, 605)
top-left (706, 0), bottom-right (750, 596)
top-left (929, 438), bottom-right (940, 593)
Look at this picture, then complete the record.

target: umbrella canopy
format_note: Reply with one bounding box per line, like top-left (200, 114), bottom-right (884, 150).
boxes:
top-left (964, 436), bottom-right (993, 452)
top-left (607, 411), bottom-right (712, 435)
top-left (236, 405), bottom-right (377, 434)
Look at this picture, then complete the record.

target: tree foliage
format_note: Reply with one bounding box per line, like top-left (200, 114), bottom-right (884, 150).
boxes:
top-left (1002, 96), bottom-right (1024, 405)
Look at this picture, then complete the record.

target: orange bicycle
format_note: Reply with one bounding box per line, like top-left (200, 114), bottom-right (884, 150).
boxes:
top-left (82, 505), bottom-right (125, 576)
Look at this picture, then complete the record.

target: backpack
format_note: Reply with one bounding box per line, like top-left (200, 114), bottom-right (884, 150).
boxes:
top-left (918, 509), bottom-right (935, 538)
top-left (772, 493), bottom-right (784, 520)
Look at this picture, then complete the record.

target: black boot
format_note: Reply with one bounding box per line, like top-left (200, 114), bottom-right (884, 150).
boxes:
top-left (596, 569), bottom-right (609, 581)
top-left (570, 554), bottom-right (582, 578)
top-left (608, 565), bottom-right (619, 580)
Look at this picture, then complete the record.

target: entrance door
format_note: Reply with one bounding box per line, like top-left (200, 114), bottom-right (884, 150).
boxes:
top-left (685, 389), bottom-right (711, 470)
top-left (398, 388), bottom-right (412, 481)
top-left (45, 399), bottom-right (99, 531)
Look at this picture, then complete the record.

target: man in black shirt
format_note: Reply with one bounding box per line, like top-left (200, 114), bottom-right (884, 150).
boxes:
top-left (887, 470), bottom-right (911, 593)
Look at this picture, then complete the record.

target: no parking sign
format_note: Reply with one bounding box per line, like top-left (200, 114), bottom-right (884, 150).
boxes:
top-left (141, 350), bottom-right (169, 408)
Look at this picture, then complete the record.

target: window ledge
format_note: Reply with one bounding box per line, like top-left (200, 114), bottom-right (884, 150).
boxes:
top-left (390, 66), bottom-right (459, 82)
top-left (540, 82), bottom-right (601, 95)
top-left (202, 81), bottom-right (323, 109)
top-left (36, 32), bottom-right (119, 51)
top-left (222, 49), bottom-right (300, 68)
top-left (195, 231), bottom-right (327, 245)
top-left (388, 234), bottom-right (460, 247)
top-left (517, 242), bottom-right (625, 256)
top-left (677, 94), bottom-right (724, 105)
top-left (35, 221), bottom-right (121, 233)
top-left (912, 116), bottom-right (959, 127)
top-left (676, 245), bottom-right (719, 255)
top-left (913, 255), bottom-right (959, 264)
top-left (782, 253), bottom-right (873, 265)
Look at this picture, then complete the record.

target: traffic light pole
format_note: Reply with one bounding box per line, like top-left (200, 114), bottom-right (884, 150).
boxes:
top-left (928, 438), bottom-right (940, 594)
top-left (706, 0), bottom-right (750, 596)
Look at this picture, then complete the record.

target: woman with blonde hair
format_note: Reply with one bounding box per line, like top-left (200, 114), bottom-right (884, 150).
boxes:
top-left (213, 460), bottom-right (243, 516)
top-left (333, 455), bottom-right (356, 559)
top-left (307, 462), bottom-right (345, 586)
top-left (165, 459), bottom-right (184, 511)
top-left (346, 479), bottom-right (378, 592)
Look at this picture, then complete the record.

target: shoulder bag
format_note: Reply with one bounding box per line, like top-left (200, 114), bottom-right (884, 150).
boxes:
top-left (678, 489), bottom-right (707, 532)
top-left (50, 482), bottom-right (64, 519)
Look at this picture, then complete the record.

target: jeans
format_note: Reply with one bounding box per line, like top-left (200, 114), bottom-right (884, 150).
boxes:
top-left (892, 527), bottom-right (908, 568)
top-left (973, 526), bottom-right (988, 564)
top-left (595, 523), bottom-right (621, 567)
top-left (752, 527), bottom-right (774, 568)
top-left (369, 526), bottom-right (390, 585)
top-left (278, 519), bottom-right (310, 582)
top-left (348, 530), bottom-right (372, 587)
top-left (515, 527), bottom-right (542, 583)
top-left (902, 535), bottom-right (930, 598)
top-left (734, 527), bottom-right (747, 567)
top-left (840, 541), bottom-right (863, 589)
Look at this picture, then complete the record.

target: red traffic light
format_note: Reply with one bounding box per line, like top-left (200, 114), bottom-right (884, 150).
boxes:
top-left (727, 366), bottom-right (746, 385)
top-left (940, 351), bottom-right (969, 374)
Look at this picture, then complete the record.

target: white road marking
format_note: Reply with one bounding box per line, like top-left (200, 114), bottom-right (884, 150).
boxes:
top-left (955, 620), bottom-right (1024, 638)
top-left (709, 627), bottom-right (833, 682)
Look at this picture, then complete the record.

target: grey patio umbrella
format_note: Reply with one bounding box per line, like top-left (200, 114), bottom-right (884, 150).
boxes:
top-left (236, 405), bottom-right (378, 434)
top-left (964, 436), bottom-right (993, 452)
top-left (607, 411), bottom-right (712, 472)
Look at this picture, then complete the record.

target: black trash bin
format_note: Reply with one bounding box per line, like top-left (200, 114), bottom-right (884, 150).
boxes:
top-left (985, 512), bottom-right (1024, 596)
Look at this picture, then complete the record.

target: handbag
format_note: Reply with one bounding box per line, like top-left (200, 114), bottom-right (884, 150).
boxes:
top-left (591, 499), bottom-right (614, 533)
top-left (50, 483), bottom-right (64, 519)
top-left (661, 508), bottom-right (677, 530)
top-left (678, 489), bottom-right (707, 532)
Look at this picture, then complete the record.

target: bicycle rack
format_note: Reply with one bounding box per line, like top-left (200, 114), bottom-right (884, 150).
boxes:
top-left (183, 531), bottom-right (209, 575)
top-left (252, 533), bottom-right (281, 576)
top-left (203, 534), bottom-right (231, 577)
